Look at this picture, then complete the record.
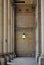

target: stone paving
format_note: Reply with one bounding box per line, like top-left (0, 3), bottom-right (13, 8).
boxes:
top-left (7, 57), bottom-right (39, 65)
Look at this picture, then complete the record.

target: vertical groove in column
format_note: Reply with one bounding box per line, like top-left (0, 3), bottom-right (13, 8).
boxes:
top-left (3, 0), bottom-right (8, 53)
top-left (0, 0), bottom-right (3, 53)
top-left (8, 0), bottom-right (11, 53)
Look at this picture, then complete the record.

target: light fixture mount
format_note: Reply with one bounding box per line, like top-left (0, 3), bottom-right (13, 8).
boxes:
top-left (22, 32), bottom-right (26, 39)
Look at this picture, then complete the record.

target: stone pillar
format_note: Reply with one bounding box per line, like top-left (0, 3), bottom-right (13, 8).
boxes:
top-left (12, 8), bottom-right (14, 53)
top-left (8, 0), bottom-right (11, 53)
top-left (35, 0), bottom-right (39, 61)
top-left (11, 7), bottom-right (15, 59)
top-left (38, 0), bottom-right (41, 56)
top-left (41, 0), bottom-right (44, 56)
top-left (39, 0), bottom-right (44, 65)
top-left (11, 6), bottom-right (13, 54)
top-left (3, 0), bottom-right (8, 53)
top-left (0, 0), bottom-right (3, 53)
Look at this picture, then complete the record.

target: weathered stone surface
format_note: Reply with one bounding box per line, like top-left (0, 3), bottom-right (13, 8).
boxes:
top-left (41, 58), bottom-right (44, 65)
top-left (0, 0), bottom-right (3, 53)
top-left (8, 0), bottom-right (11, 52)
top-left (3, 0), bottom-right (8, 53)
top-left (7, 57), bottom-right (38, 65)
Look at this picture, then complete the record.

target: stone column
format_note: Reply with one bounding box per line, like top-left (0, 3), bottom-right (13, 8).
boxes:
top-left (11, 6), bottom-right (13, 54)
top-left (0, 0), bottom-right (3, 53)
top-left (41, 0), bottom-right (44, 56)
top-left (39, 0), bottom-right (44, 65)
top-left (12, 8), bottom-right (14, 53)
top-left (8, 0), bottom-right (11, 53)
top-left (3, 0), bottom-right (8, 53)
top-left (35, 0), bottom-right (39, 61)
top-left (11, 6), bottom-right (15, 59)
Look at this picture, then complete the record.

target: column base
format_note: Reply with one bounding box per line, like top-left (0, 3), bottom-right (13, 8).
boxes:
top-left (9, 53), bottom-right (14, 60)
top-left (0, 53), bottom-right (7, 65)
top-left (36, 53), bottom-right (40, 63)
top-left (8, 53), bottom-right (12, 62)
top-left (0, 52), bottom-right (16, 65)
top-left (39, 55), bottom-right (44, 65)
top-left (8, 52), bottom-right (16, 61)
top-left (13, 52), bottom-right (16, 58)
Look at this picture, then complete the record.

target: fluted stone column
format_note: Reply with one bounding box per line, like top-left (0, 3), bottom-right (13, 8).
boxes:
top-left (11, 6), bottom-right (13, 53)
top-left (12, 8), bottom-right (14, 53)
top-left (11, 7), bottom-right (15, 53)
top-left (39, 0), bottom-right (44, 65)
top-left (11, 7), bottom-right (15, 54)
top-left (0, 0), bottom-right (3, 53)
top-left (35, 0), bottom-right (39, 61)
top-left (41, 0), bottom-right (44, 57)
top-left (3, 0), bottom-right (8, 53)
top-left (10, 6), bottom-right (15, 59)
top-left (11, 6), bottom-right (15, 58)
top-left (8, 0), bottom-right (11, 53)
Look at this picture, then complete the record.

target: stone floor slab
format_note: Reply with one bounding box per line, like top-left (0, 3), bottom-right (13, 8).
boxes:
top-left (7, 57), bottom-right (38, 65)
